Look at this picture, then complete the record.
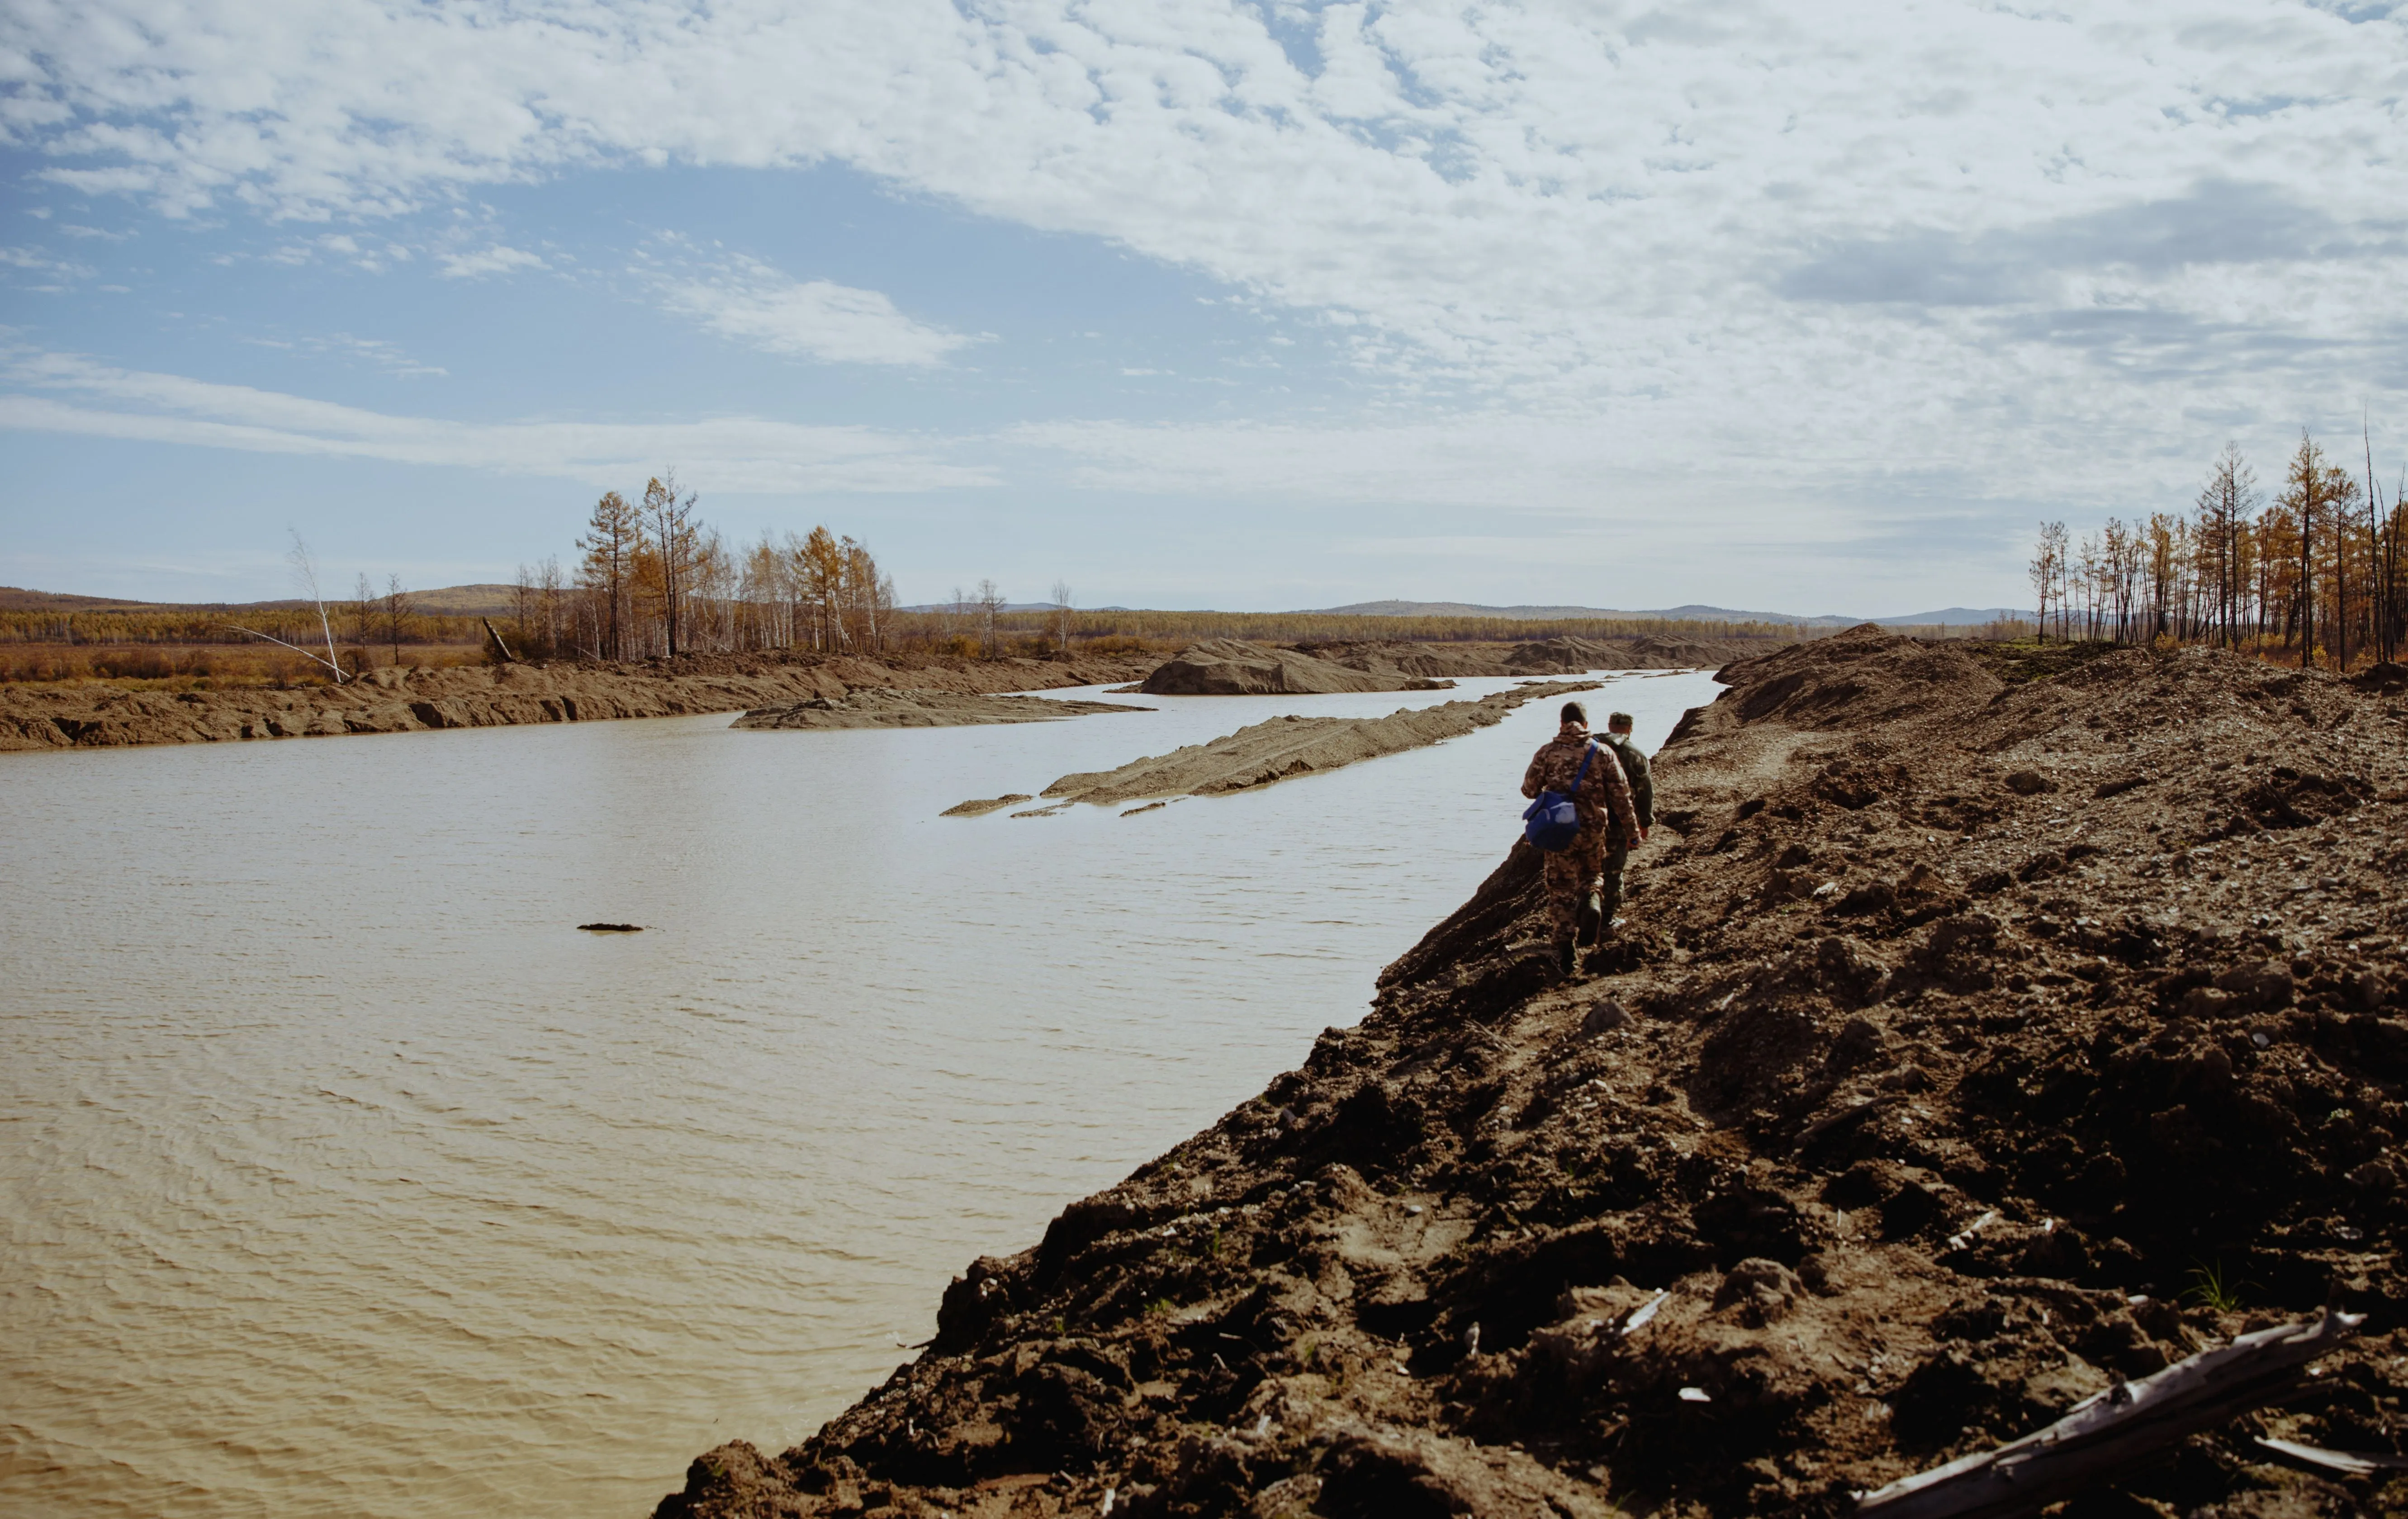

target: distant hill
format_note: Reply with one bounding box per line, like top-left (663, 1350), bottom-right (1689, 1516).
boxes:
top-left (0, 586), bottom-right (156, 611)
top-left (1308, 600), bottom-right (2029, 628)
top-left (0, 583), bottom-right (523, 617)
top-left (402, 584), bottom-right (520, 616)
top-left (7, 583), bottom-right (2028, 629)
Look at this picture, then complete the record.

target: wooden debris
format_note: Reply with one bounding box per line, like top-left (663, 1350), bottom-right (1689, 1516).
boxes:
top-left (2253, 1436), bottom-right (2408, 1476)
top-left (1857, 1310), bottom-right (2363, 1519)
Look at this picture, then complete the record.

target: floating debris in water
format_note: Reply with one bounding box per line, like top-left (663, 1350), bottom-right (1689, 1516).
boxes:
top-left (576, 923), bottom-right (642, 932)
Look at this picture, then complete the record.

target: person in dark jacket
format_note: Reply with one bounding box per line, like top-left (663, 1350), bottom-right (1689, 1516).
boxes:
top-left (1598, 710), bottom-right (1654, 932)
top-left (1520, 701), bottom-right (1643, 975)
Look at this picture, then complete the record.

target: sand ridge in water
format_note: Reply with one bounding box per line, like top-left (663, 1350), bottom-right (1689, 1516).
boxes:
top-left (735, 689), bottom-right (1152, 731)
top-left (947, 678), bottom-right (1607, 813)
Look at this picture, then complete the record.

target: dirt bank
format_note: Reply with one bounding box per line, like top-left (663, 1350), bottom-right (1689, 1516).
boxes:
top-left (1137, 640), bottom-right (1456, 696)
top-left (1305, 635), bottom-right (1771, 681)
top-left (660, 626), bottom-right (2408, 1519)
top-left (0, 651), bottom-right (1156, 753)
top-left (736, 690), bottom-right (1151, 731)
top-left (1000, 679), bottom-right (1604, 813)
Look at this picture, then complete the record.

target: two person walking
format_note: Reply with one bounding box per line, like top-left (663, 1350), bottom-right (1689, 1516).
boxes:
top-left (1519, 701), bottom-right (1653, 976)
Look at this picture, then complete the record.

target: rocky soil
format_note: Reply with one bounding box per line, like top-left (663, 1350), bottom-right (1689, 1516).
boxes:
top-left (992, 680), bottom-right (1605, 814)
top-left (0, 651), bottom-right (1156, 752)
top-left (736, 690), bottom-right (1151, 731)
top-left (659, 627), bottom-right (2408, 1519)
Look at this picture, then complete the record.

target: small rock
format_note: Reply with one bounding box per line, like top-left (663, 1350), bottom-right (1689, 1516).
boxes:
top-left (2005, 770), bottom-right (2055, 795)
top-left (1582, 997), bottom-right (1631, 1035)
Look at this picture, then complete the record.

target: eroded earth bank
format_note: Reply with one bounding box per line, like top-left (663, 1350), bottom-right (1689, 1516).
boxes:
top-left (0, 633), bottom-right (1759, 753)
top-left (659, 627), bottom-right (2408, 1519)
top-left (0, 650), bottom-right (1155, 752)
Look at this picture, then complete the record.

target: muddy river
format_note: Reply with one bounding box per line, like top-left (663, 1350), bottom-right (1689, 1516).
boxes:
top-left (0, 669), bottom-right (1720, 1516)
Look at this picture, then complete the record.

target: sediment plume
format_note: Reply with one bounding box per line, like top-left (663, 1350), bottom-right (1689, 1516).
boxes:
top-left (0, 651), bottom-right (1154, 752)
top-left (959, 679), bottom-right (1602, 813)
top-left (660, 626), bottom-right (2408, 1518)
top-left (736, 690), bottom-right (1149, 731)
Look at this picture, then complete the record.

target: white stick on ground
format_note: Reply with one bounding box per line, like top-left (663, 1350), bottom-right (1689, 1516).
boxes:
top-left (1858, 1309), bottom-right (2363, 1519)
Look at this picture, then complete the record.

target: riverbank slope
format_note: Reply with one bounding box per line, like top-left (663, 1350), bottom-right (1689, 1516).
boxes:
top-left (659, 627), bottom-right (2408, 1518)
top-left (0, 651), bottom-right (1156, 752)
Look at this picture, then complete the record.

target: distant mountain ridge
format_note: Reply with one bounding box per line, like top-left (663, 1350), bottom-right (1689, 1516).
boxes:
top-left (1305, 599), bottom-right (2031, 628)
top-left (7, 584), bottom-right (2027, 629)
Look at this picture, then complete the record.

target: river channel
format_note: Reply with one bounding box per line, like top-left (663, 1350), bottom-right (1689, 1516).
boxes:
top-left (1, 669), bottom-right (1722, 1517)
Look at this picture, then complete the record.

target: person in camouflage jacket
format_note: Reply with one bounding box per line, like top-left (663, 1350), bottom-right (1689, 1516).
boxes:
top-left (1520, 701), bottom-right (1644, 975)
top-left (1598, 710), bottom-right (1654, 931)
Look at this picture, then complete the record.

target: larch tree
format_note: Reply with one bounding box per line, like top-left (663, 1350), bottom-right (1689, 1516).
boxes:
top-left (976, 578), bottom-right (1004, 657)
top-left (578, 490), bottom-right (640, 661)
top-left (641, 473), bottom-right (701, 658)
top-left (381, 574), bottom-right (416, 669)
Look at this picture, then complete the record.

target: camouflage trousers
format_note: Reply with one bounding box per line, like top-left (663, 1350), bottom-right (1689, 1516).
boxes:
top-left (1599, 838), bottom-right (1633, 925)
top-left (1541, 828), bottom-right (1610, 945)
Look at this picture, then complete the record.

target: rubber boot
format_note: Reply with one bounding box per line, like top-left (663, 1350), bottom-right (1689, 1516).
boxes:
top-left (1557, 940), bottom-right (1578, 978)
top-left (1574, 894), bottom-right (1602, 947)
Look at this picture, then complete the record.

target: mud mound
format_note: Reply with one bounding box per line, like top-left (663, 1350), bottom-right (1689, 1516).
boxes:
top-left (734, 689), bottom-right (1147, 730)
top-left (1505, 635), bottom-right (1634, 672)
top-left (660, 631), bottom-right (2408, 1519)
top-left (1289, 641), bottom-right (1509, 679)
top-left (1137, 639), bottom-right (1451, 695)
top-left (1707, 621), bottom-right (2001, 731)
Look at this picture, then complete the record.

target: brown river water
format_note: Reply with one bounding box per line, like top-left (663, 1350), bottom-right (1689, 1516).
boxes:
top-left (0, 670), bottom-right (1720, 1517)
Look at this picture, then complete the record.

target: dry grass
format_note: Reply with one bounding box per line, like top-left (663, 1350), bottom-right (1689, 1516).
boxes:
top-left (0, 641), bottom-right (491, 689)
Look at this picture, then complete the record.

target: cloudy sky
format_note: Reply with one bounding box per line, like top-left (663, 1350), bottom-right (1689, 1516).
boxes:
top-left (2, 0), bottom-right (2403, 613)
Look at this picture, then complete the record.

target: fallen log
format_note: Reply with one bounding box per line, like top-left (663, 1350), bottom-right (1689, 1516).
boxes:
top-left (1858, 1309), bottom-right (2363, 1519)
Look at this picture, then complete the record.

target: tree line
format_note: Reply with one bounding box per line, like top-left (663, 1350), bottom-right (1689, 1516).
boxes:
top-left (2029, 430), bottom-right (2406, 669)
top-left (507, 475), bottom-right (901, 662)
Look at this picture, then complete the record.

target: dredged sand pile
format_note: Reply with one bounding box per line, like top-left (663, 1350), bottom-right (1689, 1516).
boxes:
top-left (736, 690), bottom-right (1149, 731)
top-left (949, 679), bottom-right (1604, 814)
top-left (664, 628), bottom-right (2408, 1518)
top-left (1136, 640), bottom-right (1455, 696)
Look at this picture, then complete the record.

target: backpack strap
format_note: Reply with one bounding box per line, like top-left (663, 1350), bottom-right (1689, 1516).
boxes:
top-left (1568, 742), bottom-right (1597, 796)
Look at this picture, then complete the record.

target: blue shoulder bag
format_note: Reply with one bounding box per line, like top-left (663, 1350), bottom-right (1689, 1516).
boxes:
top-left (1522, 743), bottom-right (1597, 852)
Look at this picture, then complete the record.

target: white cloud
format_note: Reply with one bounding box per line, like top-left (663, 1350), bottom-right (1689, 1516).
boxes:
top-left (0, 351), bottom-right (993, 493)
top-left (0, 245), bottom-right (97, 284)
top-left (1, 0), bottom-right (2405, 555)
top-left (437, 244), bottom-right (547, 279)
top-left (643, 247), bottom-right (973, 366)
